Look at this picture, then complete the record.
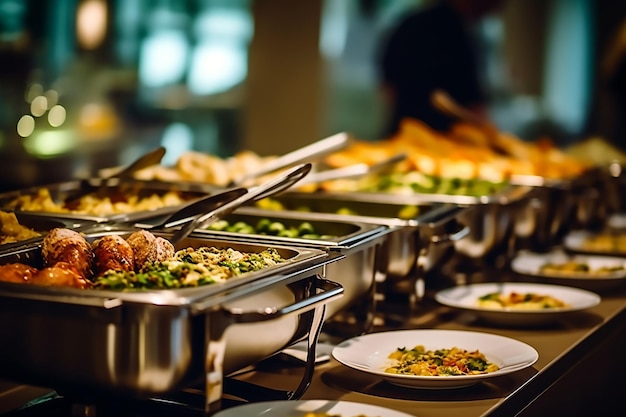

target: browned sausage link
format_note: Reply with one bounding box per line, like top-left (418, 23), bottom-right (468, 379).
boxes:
top-left (42, 228), bottom-right (93, 280)
top-left (92, 234), bottom-right (135, 277)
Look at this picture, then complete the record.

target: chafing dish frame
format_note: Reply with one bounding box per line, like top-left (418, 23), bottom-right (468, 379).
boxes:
top-left (0, 228), bottom-right (344, 413)
top-left (188, 208), bottom-right (391, 336)
top-left (0, 178), bottom-right (219, 224)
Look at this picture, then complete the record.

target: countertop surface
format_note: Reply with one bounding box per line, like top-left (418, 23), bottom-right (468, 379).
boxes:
top-left (228, 277), bottom-right (626, 417)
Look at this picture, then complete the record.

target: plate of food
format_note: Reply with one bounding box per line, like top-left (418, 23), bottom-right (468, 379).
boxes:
top-left (563, 230), bottom-right (626, 255)
top-left (331, 329), bottom-right (538, 389)
top-left (434, 282), bottom-right (601, 325)
top-left (510, 250), bottom-right (626, 291)
top-left (212, 400), bottom-right (416, 417)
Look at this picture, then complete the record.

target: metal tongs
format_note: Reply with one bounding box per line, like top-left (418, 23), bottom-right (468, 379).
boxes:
top-left (430, 89), bottom-right (511, 156)
top-left (294, 152), bottom-right (407, 188)
top-left (231, 132), bottom-right (350, 187)
top-left (65, 146), bottom-right (167, 208)
top-left (163, 163), bottom-right (312, 244)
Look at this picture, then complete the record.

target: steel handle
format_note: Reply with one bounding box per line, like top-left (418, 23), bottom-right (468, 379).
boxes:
top-left (234, 132), bottom-right (350, 186)
top-left (430, 225), bottom-right (470, 246)
top-left (218, 276), bottom-right (343, 323)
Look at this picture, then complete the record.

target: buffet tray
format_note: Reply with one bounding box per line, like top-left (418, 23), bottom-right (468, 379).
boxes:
top-left (187, 208), bottom-right (391, 334)
top-left (0, 211), bottom-right (99, 254)
top-left (510, 169), bottom-right (605, 250)
top-left (0, 178), bottom-right (217, 224)
top-left (246, 190), bottom-right (469, 278)
top-left (0, 227), bottom-right (344, 411)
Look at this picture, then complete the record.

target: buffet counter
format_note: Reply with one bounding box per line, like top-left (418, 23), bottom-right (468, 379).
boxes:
top-left (1, 278), bottom-right (623, 416)
top-left (228, 272), bottom-right (626, 417)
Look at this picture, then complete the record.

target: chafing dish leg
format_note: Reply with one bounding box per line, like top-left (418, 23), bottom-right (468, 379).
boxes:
top-left (204, 312), bottom-right (234, 414)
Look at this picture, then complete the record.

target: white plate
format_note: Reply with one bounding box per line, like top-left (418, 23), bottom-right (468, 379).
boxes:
top-left (212, 400), bottom-right (415, 417)
top-left (511, 250), bottom-right (626, 291)
top-left (564, 229), bottom-right (626, 255)
top-left (331, 329), bottom-right (538, 389)
top-left (434, 282), bottom-right (601, 326)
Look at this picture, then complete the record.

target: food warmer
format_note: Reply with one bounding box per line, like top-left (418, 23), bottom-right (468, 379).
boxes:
top-left (241, 192), bottom-right (474, 308)
top-left (510, 168), bottom-right (605, 252)
top-left (0, 178), bottom-right (218, 225)
top-left (0, 227), bottom-right (344, 414)
top-left (182, 208), bottom-right (390, 335)
top-left (253, 184), bottom-right (533, 287)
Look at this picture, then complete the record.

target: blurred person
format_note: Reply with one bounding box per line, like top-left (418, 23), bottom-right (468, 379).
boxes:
top-left (378, 0), bottom-right (505, 136)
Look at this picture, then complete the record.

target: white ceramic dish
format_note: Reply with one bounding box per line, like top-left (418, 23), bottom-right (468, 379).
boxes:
top-left (434, 282), bottom-right (601, 326)
top-left (213, 400), bottom-right (416, 417)
top-left (510, 250), bottom-right (626, 291)
top-left (564, 230), bottom-right (626, 255)
top-left (331, 329), bottom-right (538, 389)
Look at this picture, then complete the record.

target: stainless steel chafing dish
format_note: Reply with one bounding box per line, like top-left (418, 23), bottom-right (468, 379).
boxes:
top-left (178, 208), bottom-right (390, 335)
top-left (260, 184), bottom-right (532, 270)
top-left (0, 178), bottom-right (217, 224)
top-left (0, 227), bottom-right (343, 413)
top-left (241, 191), bottom-right (471, 306)
top-left (511, 169), bottom-right (603, 252)
top-left (594, 161), bottom-right (626, 221)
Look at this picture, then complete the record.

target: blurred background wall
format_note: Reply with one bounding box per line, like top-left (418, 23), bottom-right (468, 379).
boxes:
top-left (0, 0), bottom-right (624, 191)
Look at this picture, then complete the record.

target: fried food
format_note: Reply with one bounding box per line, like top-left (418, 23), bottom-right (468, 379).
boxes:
top-left (0, 210), bottom-right (41, 244)
top-left (42, 228), bottom-right (94, 280)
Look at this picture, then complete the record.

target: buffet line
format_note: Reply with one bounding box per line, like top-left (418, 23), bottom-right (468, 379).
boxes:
top-left (1, 119), bottom-right (626, 416)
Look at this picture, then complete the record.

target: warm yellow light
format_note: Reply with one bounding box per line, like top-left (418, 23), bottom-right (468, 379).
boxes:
top-left (23, 130), bottom-right (76, 157)
top-left (48, 105), bottom-right (67, 127)
top-left (17, 115), bottom-right (35, 137)
top-left (30, 96), bottom-right (48, 117)
top-left (76, 0), bottom-right (108, 50)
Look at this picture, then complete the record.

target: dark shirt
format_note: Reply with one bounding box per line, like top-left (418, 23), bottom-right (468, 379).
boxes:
top-left (379, 1), bottom-right (486, 135)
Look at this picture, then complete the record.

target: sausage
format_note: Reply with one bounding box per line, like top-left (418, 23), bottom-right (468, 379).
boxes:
top-left (92, 234), bottom-right (134, 277)
top-left (31, 262), bottom-right (92, 289)
top-left (42, 228), bottom-right (93, 280)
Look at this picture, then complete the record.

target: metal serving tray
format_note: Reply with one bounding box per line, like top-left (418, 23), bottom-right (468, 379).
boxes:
top-left (0, 211), bottom-right (98, 254)
top-left (187, 208), bottom-right (390, 335)
top-left (241, 191), bottom-right (473, 311)
top-left (0, 227), bottom-right (344, 412)
top-left (0, 178), bottom-right (217, 224)
top-left (247, 191), bottom-right (469, 276)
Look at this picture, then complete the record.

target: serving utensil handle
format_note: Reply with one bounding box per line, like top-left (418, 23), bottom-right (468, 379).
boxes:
top-left (191, 275), bottom-right (343, 316)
